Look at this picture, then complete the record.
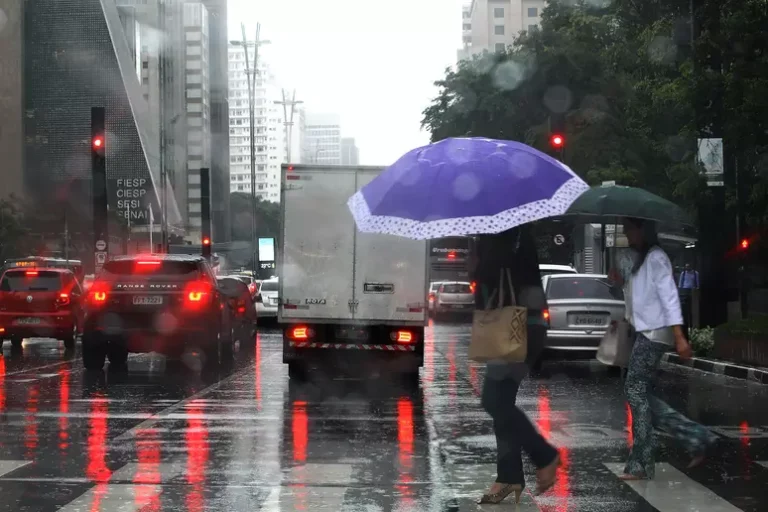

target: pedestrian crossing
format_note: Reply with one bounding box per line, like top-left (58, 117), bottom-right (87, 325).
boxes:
top-left (0, 458), bottom-right (766, 510)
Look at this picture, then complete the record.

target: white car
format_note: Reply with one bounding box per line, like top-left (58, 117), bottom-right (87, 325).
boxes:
top-left (255, 278), bottom-right (279, 319)
top-left (539, 264), bottom-right (577, 278)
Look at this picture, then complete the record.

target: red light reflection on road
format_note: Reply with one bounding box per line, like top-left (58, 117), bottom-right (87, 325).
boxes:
top-left (25, 385), bottom-right (39, 459)
top-left (255, 333), bottom-right (262, 410)
top-left (135, 428), bottom-right (161, 511)
top-left (468, 364), bottom-right (480, 396)
top-left (0, 356), bottom-right (5, 414)
top-left (59, 367), bottom-right (70, 452)
top-left (396, 397), bottom-right (415, 505)
top-left (292, 401), bottom-right (308, 462)
top-left (740, 421), bottom-right (751, 481)
top-left (447, 338), bottom-right (457, 402)
top-left (86, 393), bottom-right (111, 483)
top-left (625, 402), bottom-right (633, 447)
top-left (185, 401), bottom-right (209, 512)
top-left (536, 388), bottom-right (572, 512)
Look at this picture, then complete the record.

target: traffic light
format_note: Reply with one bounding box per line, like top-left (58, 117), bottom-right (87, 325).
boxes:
top-left (549, 133), bottom-right (565, 150)
top-left (91, 107), bottom-right (108, 273)
top-left (548, 113), bottom-right (566, 158)
top-left (202, 237), bottom-right (212, 258)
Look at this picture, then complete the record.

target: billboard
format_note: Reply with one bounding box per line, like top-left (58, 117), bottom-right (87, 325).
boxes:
top-left (258, 237), bottom-right (275, 266)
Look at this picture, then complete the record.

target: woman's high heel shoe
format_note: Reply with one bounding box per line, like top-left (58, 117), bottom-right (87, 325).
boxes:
top-left (477, 483), bottom-right (523, 504)
top-left (535, 455), bottom-right (561, 495)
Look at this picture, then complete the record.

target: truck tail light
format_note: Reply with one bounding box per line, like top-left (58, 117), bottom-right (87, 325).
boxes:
top-left (391, 330), bottom-right (414, 344)
top-left (290, 325), bottom-right (314, 340)
top-left (543, 309), bottom-right (550, 326)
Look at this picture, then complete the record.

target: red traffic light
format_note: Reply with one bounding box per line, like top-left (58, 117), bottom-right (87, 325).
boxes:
top-left (740, 239), bottom-right (749, 250)
top-left (202, 237), bottom-right (211, 246)
top-left (93, 136), bottom-right (104, 149)
top-left (550, 134), bottom-right (564, 149)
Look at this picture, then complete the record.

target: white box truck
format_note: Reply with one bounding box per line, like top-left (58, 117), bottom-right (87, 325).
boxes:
top-left (278, 164), bottom-right (428, 381)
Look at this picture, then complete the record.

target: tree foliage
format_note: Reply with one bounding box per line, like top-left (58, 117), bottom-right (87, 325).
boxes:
top-left (230, 193), bottom-right (280, 242)
top-left (422, 0), bottom-right (768, 226)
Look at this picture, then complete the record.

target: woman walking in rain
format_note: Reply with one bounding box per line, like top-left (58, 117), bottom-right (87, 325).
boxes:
top-left (611, 217), bottom-right (717, 480)
top-left (472, 226), bottom-right (560, 504)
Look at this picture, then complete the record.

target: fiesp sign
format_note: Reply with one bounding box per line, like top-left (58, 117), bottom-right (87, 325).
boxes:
top-left (111, 178), bottom-right (153, 223)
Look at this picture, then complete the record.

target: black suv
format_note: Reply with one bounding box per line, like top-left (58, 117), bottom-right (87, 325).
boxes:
top-left (81, 255), bottom-right (234, 370)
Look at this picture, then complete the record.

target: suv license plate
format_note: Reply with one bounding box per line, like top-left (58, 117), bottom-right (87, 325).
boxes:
top-left (133, 296), bottom-right (163, 305)
top-left (15, 317), bottom-right (41, 325)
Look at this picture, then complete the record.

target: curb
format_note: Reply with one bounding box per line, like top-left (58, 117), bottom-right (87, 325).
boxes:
top-left (662, 353), bottom-right (768, 384)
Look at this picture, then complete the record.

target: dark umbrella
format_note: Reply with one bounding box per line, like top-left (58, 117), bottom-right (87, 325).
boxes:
top-left (564, 185), bottom-right (694, 228)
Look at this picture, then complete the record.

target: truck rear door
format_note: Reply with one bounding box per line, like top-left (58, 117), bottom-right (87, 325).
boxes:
top-left (280, 169), bottom-right (356, 321)
top-left (353, 170), bottom-right (427, 323)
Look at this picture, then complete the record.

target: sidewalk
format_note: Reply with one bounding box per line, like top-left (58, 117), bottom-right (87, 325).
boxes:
top-left (662, 352), bottom-right (768, 384)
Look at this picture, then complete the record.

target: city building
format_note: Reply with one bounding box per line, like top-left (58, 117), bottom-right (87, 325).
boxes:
top-left (0, 0), bottom-right (24, 198)
top-left (21, 0), bottom-right (184, 262)
top-left (305, 113), bottom-right (342, 165)
top-left (459, 0), bottom-right (545, 60)
top-left (341, 138), bottom-right (360, 166)
top-left (182, 1), bottom-right (212, 240)
top-left (227, 45), bottom-right (286, 202)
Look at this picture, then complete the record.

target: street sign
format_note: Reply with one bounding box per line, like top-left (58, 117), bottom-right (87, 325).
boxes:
top-left (606, 233), bottom-right (615, 247)
top-left (95, 252), bottom-right (107, 264)
top-left (553, 234), bottom-right (565, 245)
top-left (95, 240), bottom-right (107, 251)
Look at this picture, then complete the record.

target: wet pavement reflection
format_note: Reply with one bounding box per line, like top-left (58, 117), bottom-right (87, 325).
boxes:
top-left (0, 323), bottom-right (766, 511)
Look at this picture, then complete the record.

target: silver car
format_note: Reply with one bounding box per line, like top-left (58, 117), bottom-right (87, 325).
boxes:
top-left (434, 281), bottom-right (475, 318)
top-left (255, 278), bottom-right (279, 320)
top-left (542, 273), bottom-right (625, 354)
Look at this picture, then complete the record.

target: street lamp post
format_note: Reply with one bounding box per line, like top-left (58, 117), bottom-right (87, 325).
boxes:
top-left (231, 23), bottom-right (270, 277)
top-left (275, 89), bottom-right (303, 163)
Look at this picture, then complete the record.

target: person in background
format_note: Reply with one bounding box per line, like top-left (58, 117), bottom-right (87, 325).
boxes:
top-left (678, 263), bottom-right (699, 332)
top-left (471, 226), bottom-right (560, 504)
top-left (610, 218), bottom-right (716, 480)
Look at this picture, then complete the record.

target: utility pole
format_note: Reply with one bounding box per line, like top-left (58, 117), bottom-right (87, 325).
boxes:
top-left (275, 89), bottom-right (303, 163)
top-left (234, 23), bottom-right (270, 276)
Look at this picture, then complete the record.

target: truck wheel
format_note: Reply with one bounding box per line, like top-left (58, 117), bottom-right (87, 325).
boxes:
top-left (83, 346), bottom-right (107, 371)
top-left (108, 345), bottom-right (129, 367)
top-left (288, 362), bottom-right (308, 381)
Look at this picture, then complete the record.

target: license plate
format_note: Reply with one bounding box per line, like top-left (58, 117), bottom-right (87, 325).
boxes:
top-left (270, 297), bottom-right (278, 304)
top-left (133, 295), bottom-right (163, 305)
top-left (335, 327), bottom-right (368, 340)
top-left (574, 315), bottom-right (605, 326)
top-left (15, 317), bottom-right (41, 325)
top-left (451, 304), bottom-right (469, 309)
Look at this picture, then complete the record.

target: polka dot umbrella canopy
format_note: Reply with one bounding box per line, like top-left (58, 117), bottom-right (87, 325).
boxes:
top-left (347, 137), bottom-right (589, 240)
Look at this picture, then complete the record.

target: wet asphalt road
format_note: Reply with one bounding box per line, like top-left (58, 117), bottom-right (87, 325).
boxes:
top-left (0, 321), bottom-right (767, 511)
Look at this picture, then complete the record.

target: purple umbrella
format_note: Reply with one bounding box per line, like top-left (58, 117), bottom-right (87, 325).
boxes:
top-left (348, 137), bottom-right (589, 239)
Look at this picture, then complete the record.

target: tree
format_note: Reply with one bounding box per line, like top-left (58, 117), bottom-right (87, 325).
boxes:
top-left (421, 0), bottom-right (768, 217)
top-left (229, 193), bottom-right (280, 241)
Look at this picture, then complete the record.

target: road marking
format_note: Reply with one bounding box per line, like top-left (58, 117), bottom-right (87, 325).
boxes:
top-left (0, 360), bottom-right (70, 377)
top-left (606, 463), bottom-right (743, 511)
top-left (57, 484), bottom-right (161, 512)
top-left (758, 461), bottom-right (768, 469)
top-left (109, 462), bottom-right (184, 482)
top-left (114, 366), bottom-right (251, 442)
top-left (0, 461), bottom-right (31, 478)
top-left (442, 463), bottom-right (541, 509)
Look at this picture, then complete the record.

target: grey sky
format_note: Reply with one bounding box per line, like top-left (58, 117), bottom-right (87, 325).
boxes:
top-left (228, 0), bottom-right (464, 165)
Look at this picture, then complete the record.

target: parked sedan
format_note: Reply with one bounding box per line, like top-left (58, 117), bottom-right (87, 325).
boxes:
top-left (541, 273), bottom-right (625, 356)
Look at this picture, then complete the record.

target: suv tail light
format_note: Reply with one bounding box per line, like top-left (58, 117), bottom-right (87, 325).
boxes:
top-left (88, 282), bottom-right (109, 306)
top-left (543, 309), bottom-right (550, 327)
top-left (248, 282), bottom-right (257, 295)
top-left (470, 281), bottom-right (476, 293)
top-left (428, 292), bottom-right (436, 303)
top-left (184, 281), bottom-right (212, 307)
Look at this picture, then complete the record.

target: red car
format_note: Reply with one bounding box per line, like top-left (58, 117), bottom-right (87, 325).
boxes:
top-left (0, 267), bottom-right (84, 350)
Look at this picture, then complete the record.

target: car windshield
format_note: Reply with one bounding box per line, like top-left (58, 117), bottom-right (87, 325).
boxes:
top-left (442, 283), bottom-right (471, 294)
top-left (0, 271), bottom-right (62, 291)
top-left (547, 277), bottom-right (623, 301)
top-left (260, 281), bottom-right (278, 292)
top-left (103, 260), bottom-right (199, 275)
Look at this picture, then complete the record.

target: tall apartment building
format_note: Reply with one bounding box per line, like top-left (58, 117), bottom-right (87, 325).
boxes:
top-left (459, 0), bottom-right (545, 60)
top-left (227, 46), bottom-right (286, 202)
top-left (305, 113), bottom-right (342, 165)
top-left (182, 2), bottom-right (211, 239)
top-left (341, 138), bottom-right (360, 166)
